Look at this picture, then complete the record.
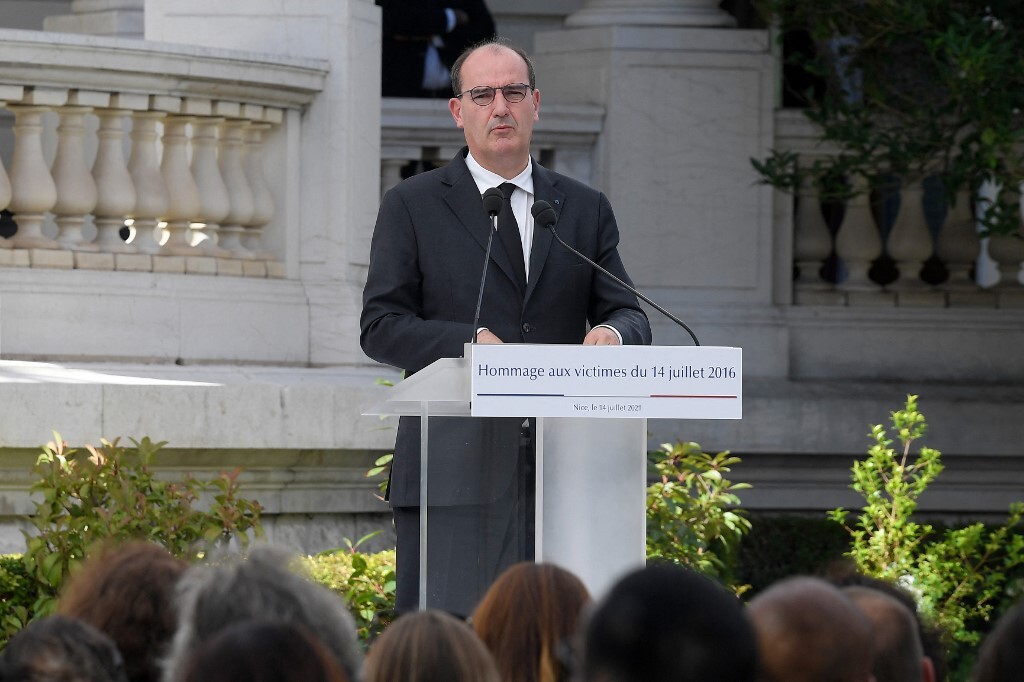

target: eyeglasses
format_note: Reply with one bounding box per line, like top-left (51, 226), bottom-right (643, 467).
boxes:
top-left (456, 83), bottom-right (532, 106)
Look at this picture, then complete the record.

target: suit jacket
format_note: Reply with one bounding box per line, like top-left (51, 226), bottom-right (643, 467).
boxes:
top-left (360, 149), bottom-right (652, 506)
top-left (377, 0), bottom-right (495, 98)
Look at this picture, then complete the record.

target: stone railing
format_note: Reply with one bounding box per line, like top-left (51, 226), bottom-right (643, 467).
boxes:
top-left (380, 97), bottom-right (604, 197)
top-left (0, 29), bottom-right (326, 278)
top-left (776, 109), bottom-right (1024, 308)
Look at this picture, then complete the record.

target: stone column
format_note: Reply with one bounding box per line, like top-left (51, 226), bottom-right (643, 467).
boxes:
top-left (127, 110), bottom-right (169, 257)
top-left (533, 11), bottom-right (776, 352)
top-left (92, 107), bottom-right (138, 255)
top-left (190, 116), bottom-right (232, 257)
top-left (52, 104), bottom-right (101, 254)
top-left (242, 120), bottom-right (276, 265)
top-left (159, 115), bottom-right (201, 258)
top-left (217, 119), bottom-right (255, 261)
top-left (7, 104), bottom-right (60, 252)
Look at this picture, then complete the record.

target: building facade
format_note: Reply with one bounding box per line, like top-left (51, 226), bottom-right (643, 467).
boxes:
top-left (0, 0), bottom-right (1020, 555)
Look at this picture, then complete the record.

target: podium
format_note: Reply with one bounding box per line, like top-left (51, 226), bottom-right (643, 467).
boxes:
top-left (365, 343), bottom-right (742, 608)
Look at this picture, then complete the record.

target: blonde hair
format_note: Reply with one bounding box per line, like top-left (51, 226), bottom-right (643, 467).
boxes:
top-left (363, 610), bottom-right (500, 682)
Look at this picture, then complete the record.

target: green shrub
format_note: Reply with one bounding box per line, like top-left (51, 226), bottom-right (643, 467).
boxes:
top-left (0, 555), bottom-right (37, 643)
top-left (23, 434), bottom-right (263, 617)
top-left (301, 533), bottom-right (396, 645)
top-left (829, 395), bottom-right (1024, 675)
top-left (645, 441), bottom-right (752, 591)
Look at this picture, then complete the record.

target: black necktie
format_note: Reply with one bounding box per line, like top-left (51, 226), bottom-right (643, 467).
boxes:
top-left (497, 182), bottom-right (527, 290)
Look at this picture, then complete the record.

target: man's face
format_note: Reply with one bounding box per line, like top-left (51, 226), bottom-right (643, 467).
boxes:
top-left (449, 45), bottom-right (540, 177)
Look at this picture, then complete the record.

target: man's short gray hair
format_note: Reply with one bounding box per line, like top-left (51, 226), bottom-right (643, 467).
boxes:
top-left (161, 546), bottom-right (361, 682)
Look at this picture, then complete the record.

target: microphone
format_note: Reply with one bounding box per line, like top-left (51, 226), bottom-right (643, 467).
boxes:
top-left (531, 200), bottom-right (700, 346)
top-left (471, 187), bottom-right (505, 343)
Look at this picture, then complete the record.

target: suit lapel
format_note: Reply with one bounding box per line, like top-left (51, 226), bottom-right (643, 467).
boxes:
top-left (525, 162), bottom-right (565, 303)
top-left (441, 152), bottom-right (523, 291)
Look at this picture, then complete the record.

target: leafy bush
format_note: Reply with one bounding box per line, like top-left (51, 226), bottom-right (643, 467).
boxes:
top-left (646, 441), bottom-right (752, 591)
top-left (23, 434), bottom-right (263, 617)
top-left (301, 533), bottom-right (397, 645)
top-left (829, 395), bottom-right (1024, 672)
top-left (0, 555), bottom-right (37, 643)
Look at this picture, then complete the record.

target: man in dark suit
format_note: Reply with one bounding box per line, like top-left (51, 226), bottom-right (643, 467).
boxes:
top-left (377, 0), bottom-right (495, 98)
top-left (360, 39), bottom-right (652, 616)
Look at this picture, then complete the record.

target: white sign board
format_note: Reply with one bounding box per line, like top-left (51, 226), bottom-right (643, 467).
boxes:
top-left (470, 344), bottom-right (741, 419)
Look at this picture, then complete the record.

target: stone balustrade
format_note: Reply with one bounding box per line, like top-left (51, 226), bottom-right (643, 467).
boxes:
top-left (776, 109), bottom-right (1024, 308)
top-left (380, 97), bottom-right (604, 197)
top-left (0, 28), bottom-right (326, 278)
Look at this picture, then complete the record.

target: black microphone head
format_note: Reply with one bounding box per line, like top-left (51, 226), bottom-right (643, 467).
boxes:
top-left (531, 200), bottom-right (557, 228)
top-left (482, 187), bottom-right (504, 217)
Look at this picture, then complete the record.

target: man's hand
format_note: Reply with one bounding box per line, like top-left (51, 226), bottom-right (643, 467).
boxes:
top-left (583, 327), bottom-right (620, 346)
top-left (476, 329), bottom-right (504, 344)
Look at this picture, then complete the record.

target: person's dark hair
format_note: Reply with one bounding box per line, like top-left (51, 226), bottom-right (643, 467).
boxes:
top-left (843, 586), bottom-right (923, 682)
top-left (363, 609), bottom-right (501, 682)
top-left (450, 38), bottom-right (537, 97)
top-left (583, 563), bottom-right (757, 682)
top-left (179, 620), bottom-right (348, 682)
top-left (472, 562), bottom-right (590, 682)
top-left (57, 541), bottom-right (187, 682)
top-left (0, 615), bottom-right (128, 682)
top-left (161, 547), bottom-right (361, 682)
top-left (827, 564), bottom-right (947, 682)
top-left (973, 599), bottom-right (1024, 682)
top-left (747, 576), bottom-right (873, 682)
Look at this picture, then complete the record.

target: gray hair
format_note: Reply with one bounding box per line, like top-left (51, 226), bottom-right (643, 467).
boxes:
top-left (161, 546), bottom-right (361, 682)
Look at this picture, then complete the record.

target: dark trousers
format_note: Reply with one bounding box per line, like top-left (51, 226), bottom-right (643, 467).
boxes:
top-left (393, 420), bottom-right (535, 618)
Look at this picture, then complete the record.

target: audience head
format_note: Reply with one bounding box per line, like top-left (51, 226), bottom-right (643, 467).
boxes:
top-left (972, 599), bottom-right (1024, 682)
top-left (582, 562), bottom-right (757, 682)
top-left (161, 546), bottom-right (361, 682)
top-left (363, 609), bottom-right (501, 682)
top-left (844, 586), bottom-right (933, 682)
top-left (57, 541), bottom-right (187, 682)
top-left (0, 614), bottom-right (128, 682)
top-left (746, 576), bottom-right (875, 682)
top-left (179, 620), bottom-right (348, 682)
top-left (472, 561), bottom-right (590, 682)
top-left (828, 566), bottom-right (946, 682)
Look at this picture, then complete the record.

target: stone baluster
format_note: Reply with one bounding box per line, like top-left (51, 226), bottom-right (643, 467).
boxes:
top-left (190, 116), bottom-right (231, 257)
top-left (217, 119), bottom-right (255, 262)
top-left (91, 107), bottom-right (138, 255)
top-left (935, 189), bottom-right (981, 292)
top-left (7, 104), bottom-right (60, 252)
top-left (52, 104), bottom-right (100, 256)
top-left (0, 100), bottom-right (11, 253)
top-left (381, 158), bottom-right (405, 199)
top-left (987, 192), bottom-right (1024, 300)
top-left (159, 115), bottom-right (201, 259)
top-left (127, 110), bottom-right (169, 256)
top-left (835, 174), bottom-right (884, 295)
top-left (565, 0), bottom-right (736, 27)
top-left (242, 120), bottom-right (276, 271)
top-left (886, 179), bottom-right (932, 291)
top-left (793, 173), bottom-right (832, 294)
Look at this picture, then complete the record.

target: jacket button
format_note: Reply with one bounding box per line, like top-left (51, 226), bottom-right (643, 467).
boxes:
top-left (522, 322), bottom-right (533, 334)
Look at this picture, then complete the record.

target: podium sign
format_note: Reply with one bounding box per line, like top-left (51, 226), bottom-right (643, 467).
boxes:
top-left (363, 343), bottom-right (744, 607)
top-left (471, 344), bottom-right (741, 419)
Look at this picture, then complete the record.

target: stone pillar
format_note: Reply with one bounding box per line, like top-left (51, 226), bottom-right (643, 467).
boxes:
top-left (7, 104), bottom-right (60, 251)
top-left (533, 18), bottom-right (776, 351)
top-left (92, 107), bottom-right (138, 255)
